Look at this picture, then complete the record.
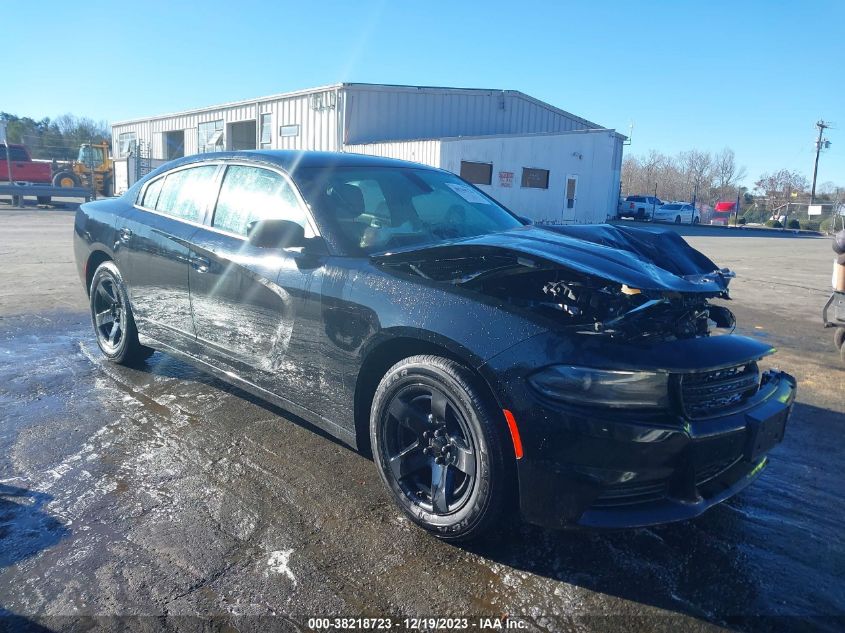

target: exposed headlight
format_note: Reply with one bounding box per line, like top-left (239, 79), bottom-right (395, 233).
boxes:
top-left (528, 366), bottom-right (670, 409)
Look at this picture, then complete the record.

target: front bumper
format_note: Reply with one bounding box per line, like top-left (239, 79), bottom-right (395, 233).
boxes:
top-left (492, 366), bottom-right (796, 530)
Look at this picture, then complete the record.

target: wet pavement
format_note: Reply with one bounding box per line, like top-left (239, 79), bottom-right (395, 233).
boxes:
top-left (0, 207), bottom-right (844, 632)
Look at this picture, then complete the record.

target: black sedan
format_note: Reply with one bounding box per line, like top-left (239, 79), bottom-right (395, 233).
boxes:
top-left (74, 151), bottom-right (796, 540)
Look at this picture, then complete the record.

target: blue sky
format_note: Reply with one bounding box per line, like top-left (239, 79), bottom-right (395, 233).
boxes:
top-left (7, 0), bottom-right (844, 188)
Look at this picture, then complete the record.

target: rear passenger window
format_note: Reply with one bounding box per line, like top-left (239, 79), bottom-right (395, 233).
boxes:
top-left (155, 165), bottom-right (218, 222)
top-left (2, 146), bottom-right (29, 161)
top-left (141, 176), bottom-right (164, 209)
top-left (212, 165), bottom-right (312, 237)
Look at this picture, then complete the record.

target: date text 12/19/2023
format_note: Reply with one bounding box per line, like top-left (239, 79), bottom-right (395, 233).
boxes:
top-left (307, 617), bottom-right (528, 630)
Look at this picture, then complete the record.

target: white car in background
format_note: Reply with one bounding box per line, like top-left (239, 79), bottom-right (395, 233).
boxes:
top-left (653, 202), bottom-right (700, 224)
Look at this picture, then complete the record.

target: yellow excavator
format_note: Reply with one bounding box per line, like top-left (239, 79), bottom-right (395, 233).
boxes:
top-left (52, 142), bottom-right (114, 197)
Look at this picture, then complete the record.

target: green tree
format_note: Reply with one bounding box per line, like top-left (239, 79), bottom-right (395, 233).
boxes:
top-left (1, 112), bottom-right (110, 160)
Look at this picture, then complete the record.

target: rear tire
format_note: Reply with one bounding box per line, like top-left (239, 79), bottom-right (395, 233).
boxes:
top-left (89, 261), bottom-right (154, 366)
top-left (370, 355), bottom-right (512, 541)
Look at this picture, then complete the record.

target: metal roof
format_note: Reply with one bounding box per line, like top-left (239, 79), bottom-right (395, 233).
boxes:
top-left (111, 83), bottom-right (344, 126)
top-left (112, 82), bottom-right (604, 130)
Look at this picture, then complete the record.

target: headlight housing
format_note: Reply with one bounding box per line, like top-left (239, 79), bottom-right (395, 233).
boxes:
top-left (528, 365), bottom-right (670, 409)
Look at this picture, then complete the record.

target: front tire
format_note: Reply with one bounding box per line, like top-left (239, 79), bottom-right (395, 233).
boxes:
top-left (53, 171), bottom-right (81, 188)
top-left (370, 355), bottom-right (511, 541)
top-left (89, 261), bottom-right (154, 365)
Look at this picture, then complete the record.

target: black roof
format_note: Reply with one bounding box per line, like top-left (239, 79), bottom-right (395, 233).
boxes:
top-left (169, 150), bottom-right (431, 172)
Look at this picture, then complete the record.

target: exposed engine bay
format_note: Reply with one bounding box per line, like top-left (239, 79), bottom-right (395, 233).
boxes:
top-left (381, 254), bottom-right (735, 342)
top-left (373, 224), bottom-right (739, 343)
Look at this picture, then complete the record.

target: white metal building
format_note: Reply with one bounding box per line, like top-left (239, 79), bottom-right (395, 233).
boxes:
top-left (111, 83), bottom-right (625, 223)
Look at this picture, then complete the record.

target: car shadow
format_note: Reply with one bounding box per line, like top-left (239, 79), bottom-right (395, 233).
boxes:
top-left (0, 484), bottom-right (69, 569)
top-left (0, 483), bottom-right (69, 633)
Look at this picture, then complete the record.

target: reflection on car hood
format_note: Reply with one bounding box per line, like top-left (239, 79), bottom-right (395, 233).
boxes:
top-left (373, 224), bottom-right (733, 294)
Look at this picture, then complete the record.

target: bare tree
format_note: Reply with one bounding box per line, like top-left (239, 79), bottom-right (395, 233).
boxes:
top-left (679, 149), bottom-right (713, 202)
top-left (754, 169), bottom-right (809, 203)
top-left (712, 148), bottom-right (747, 201)
top-left (622, 146), bottom-right (751, 207)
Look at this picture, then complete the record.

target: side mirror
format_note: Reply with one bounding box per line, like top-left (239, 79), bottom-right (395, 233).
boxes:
top-left (247, 219), bottom-right (306, 249)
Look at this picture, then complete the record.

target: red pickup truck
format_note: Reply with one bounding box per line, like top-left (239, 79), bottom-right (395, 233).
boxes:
top-left (0, 144), bottom-right (52, 183)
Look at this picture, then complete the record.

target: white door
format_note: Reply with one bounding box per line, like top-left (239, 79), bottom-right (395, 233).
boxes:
top-left (562, 175), bottom-right (578, 222)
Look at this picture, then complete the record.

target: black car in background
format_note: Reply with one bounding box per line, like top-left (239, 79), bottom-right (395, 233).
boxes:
top-left (74, 151), bottom-right (796, 540)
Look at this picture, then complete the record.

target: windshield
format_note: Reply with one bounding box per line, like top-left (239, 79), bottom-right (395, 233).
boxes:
top-left (78, 145), bottom-right (105, 166)
top-left (294, 166), bottom-right (523, 254)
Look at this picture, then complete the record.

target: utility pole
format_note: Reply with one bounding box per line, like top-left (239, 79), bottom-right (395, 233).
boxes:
top-left (811, 119), bottom-right (831, 204)
top-left (652, 182), bottom-right (658, 220)
top-left (0, 121), bottom-right (12, 185)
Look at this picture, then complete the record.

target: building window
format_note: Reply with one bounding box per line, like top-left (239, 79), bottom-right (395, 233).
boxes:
top-left (460, 161), bottom-right (492, 185)
top-left (566, 176), bottom-right (578, 209)
top-left (198, 120), bottom-right (224, 153)
top-left (118, 132), bottom-right (137, 157)
top-left (164, 130), bottom-right (185, 160)
top-left (521, 167), bottom-right (549, 189)
top-left (260, 113), bottom-right (273, 149)
top-left (280, 124), bottom-right (300, 138)
top-left (310, 91), bottom-right (336, 111)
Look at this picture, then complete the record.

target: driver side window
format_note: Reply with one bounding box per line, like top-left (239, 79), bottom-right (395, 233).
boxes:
top-left (212, 165), bottom-right (312, 237)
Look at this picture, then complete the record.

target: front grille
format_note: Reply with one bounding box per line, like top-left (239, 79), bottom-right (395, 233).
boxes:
top-left (680, 362), bottom-right (760, 419)
top-left (593, 479), bottom-right (667, 507)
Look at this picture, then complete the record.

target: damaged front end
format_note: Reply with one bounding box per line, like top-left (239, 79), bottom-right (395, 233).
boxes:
top-left (374, 224), bottom-right (737, 343)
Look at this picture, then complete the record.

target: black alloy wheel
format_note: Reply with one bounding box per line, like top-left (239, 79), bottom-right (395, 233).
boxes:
top-left (93, 274), bottom-right (126, 354)
top-left (371, 355), bottom-right (511, 541)
top-left (89, 261), bottom-right (153, 365)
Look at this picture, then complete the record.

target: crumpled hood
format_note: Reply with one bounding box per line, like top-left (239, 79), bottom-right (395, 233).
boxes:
top-left (373, 224), bottom-right (732, 294)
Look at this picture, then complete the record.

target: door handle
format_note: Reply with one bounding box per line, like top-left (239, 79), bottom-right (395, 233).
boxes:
top-left (190, 255), bottom-right (210, 273)
top-left (118, 227), bottom-right (132, 243)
